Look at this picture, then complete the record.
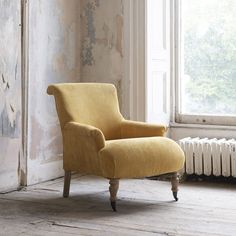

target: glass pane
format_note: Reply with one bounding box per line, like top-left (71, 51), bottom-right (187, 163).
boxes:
top-left (181, 0), bottom-right (236, 115)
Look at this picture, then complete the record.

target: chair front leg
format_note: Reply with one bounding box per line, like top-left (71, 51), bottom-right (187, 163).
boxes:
top-left (109, 178), bottom-right (119, 211)
top-left (63, 171), bottom-right (71, 198)
top-left (171, 172), bottom-right (179, 201)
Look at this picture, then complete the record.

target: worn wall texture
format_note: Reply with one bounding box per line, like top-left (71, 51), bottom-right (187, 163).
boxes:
top-left (1, 0), bottom-right (129, 189)
top-left (0, 0), bottom-right (21, 191)
top-left (27, 0), bottom-right (128, 184)
top-left (27, 0), bottom-right (81, 185)
top-left (80, 0), bottom-right (126, 115)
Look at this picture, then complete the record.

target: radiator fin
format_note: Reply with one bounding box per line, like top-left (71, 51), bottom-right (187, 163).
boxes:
top-left (179, 137), bottom-right (236, 177)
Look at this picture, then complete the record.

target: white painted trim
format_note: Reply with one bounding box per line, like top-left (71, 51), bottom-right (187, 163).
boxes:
top-left (27, 160), bottom-right (64, 185)
top-left (170, 0), bottom-right (176, 123)
top-left (123, 0), bottom-right (146, 122)
top-left (176, 114), bottom-right (236, 126)
top-left (170, 0), bottom-right (180, 124)
top-left (170, 122), bottom-right (236, 131)
top-left (21, 0), bottom-right (29, 186)
top-left (144, 0), bottom-right (148, 122)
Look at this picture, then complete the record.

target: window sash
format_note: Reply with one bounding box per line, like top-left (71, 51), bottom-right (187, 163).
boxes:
top-left (174, 0), bottom-right (236, 126)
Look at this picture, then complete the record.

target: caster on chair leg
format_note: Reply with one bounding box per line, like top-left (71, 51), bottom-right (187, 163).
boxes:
top-left (173, 192), bottom-right (178, 201)
top-left (171, 172), bottom-right (179, 202)
top-left (109, 179), bottom-right (119, 212)
top-left (110, 201), bottom-right (117, 212)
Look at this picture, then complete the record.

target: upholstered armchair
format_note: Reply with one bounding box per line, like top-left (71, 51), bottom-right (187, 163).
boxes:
top-left (47, 83), bottom-right (185, 211)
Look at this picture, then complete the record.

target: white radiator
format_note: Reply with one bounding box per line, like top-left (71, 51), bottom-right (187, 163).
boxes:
top-left (179, 137), bottom-right (236, 177)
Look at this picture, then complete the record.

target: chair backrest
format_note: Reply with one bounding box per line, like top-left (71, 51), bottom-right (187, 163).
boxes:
top-left (47, 83), bottom-right (123, 140)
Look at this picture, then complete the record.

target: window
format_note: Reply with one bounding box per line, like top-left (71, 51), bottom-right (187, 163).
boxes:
top-left (176, 0), bottom-right (236, 125)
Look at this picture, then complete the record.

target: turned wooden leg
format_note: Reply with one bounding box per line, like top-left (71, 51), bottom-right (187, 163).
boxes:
top-left (171, 172), bottom-right (179, 201)
top-left (109, 179), bottom-right (119, 211)
top-left (63, 171), bottom-right (71, 198)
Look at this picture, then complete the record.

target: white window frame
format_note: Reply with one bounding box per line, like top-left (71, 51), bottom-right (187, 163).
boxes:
top-left (174, 0), bottom-right (236, 126)
top-left (123, 0), bottom-right (146, 122)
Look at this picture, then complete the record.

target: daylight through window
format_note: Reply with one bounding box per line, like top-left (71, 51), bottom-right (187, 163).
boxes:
top-left (179, 0), bottom-right (236, 116)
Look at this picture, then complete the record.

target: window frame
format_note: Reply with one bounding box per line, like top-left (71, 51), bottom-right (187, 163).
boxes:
top-left (174, 0), bottom-right (236, 126)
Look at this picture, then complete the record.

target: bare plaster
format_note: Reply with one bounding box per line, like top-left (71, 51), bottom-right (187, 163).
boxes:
top-left (81, 0), bottom-right (125, 112)
top-left (27, 0), bottom-right (80, 185)
top-left (81, 0), bottom-right (99, 65)
top-left (1, 0), bottom-right (128, 189)
top-left (0, 0), bottom-right (21, 191)
top-left (0, 0), bottom-right (21, 138)
top-left (116, 14), bottom-right (124, 58)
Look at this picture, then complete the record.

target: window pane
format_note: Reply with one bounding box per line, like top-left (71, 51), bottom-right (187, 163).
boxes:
top-left (181, 0), bottom-right (236, 115)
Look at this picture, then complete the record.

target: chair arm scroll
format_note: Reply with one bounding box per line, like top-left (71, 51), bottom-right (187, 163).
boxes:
top-left (63, 122), bottom-right (105, 151)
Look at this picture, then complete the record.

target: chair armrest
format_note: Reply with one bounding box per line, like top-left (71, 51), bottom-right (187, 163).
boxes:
top-left (120, 120), bottom-right (167, 138)
top-left (63, 122), bottom-right (105, 151)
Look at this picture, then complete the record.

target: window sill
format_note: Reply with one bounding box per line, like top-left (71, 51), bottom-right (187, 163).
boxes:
top-left (170, 122), bottom-right (236, 131)
top-left (169, 122), bottom-right (236, 140)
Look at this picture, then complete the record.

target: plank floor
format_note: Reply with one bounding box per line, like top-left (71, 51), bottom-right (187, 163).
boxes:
top-left (0, 175), bottom-right (236, 236)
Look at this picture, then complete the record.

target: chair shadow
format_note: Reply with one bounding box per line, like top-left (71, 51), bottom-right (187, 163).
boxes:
top-left (9, 190), bottom-right (179, 220)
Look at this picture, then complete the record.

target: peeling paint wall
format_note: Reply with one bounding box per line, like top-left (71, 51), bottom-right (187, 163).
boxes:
top-left (0, 0), bottom-right (21, 191)
top-left (1, 0), bottom-right (128, 189)
top-left (27, 0), bottom-right (81, 185)
top-left (80, 0), bottom-right (127, 115)
top-left (28, 0), bottom-right (128, 185)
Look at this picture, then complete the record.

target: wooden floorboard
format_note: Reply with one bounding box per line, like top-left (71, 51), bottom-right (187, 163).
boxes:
top-left (0, 175), bottom-right (236, 236)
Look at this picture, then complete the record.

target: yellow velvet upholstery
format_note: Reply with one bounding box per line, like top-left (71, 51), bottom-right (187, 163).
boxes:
top-left (100, 137), bottom-right (184, 178)
top-left (47, 83), bottom-right (123, 140)
top-left (47, 83), bottom-right (185, 179)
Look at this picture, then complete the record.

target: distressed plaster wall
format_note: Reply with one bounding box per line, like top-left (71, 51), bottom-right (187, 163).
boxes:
top-left (0, 0), bottom-right (21, 191)
top-left (28, 0), bottom-right (129, 185)
top-left (27, 0), bottom-right (81, 185)
top-left (1, 0), bottom-right (128, 189)
top-left (80, 0), bottom-right (128, 116)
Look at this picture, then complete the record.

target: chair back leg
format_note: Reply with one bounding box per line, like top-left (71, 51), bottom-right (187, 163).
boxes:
top-left (63, 171), bottom-right (71, 198)
top-left (171, 172), bottom-right (179, 201)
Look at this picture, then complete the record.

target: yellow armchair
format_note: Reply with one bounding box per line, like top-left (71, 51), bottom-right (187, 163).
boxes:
top-left (47, 83), bottom-right (185, 211)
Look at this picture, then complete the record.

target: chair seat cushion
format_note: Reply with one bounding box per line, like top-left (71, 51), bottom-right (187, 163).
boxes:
top-left (99, 137), bottom-right (185, 179)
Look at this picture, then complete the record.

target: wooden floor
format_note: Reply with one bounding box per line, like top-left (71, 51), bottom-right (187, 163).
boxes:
top-left (0, 175), bottom-right (236, 236)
